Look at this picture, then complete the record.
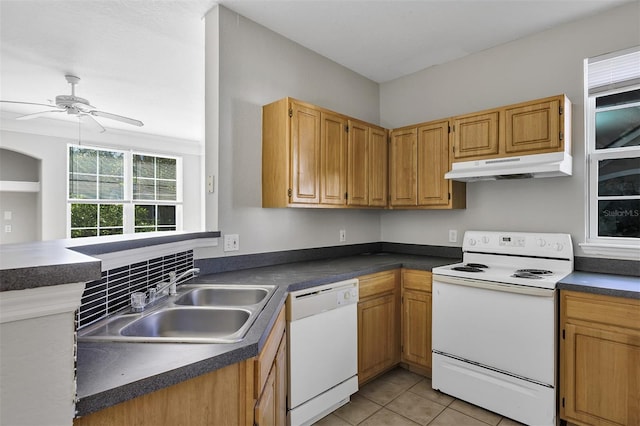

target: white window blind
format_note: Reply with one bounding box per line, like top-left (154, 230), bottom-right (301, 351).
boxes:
top-left (588, 46), bottom-right (640, 94)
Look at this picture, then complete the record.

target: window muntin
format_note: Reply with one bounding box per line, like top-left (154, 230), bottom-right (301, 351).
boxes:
top-left (68, 146), bottom-right (181, 238)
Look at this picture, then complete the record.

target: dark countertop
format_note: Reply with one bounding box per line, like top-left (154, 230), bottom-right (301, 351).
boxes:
top-left (0, 232), bottom-right (219, 292)
top-left (75, 253), bottom-right (454, 416)
top-left (558, 271), bottom-right (640, 299)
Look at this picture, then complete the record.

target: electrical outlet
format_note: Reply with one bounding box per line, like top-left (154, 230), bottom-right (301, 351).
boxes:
top-left (449, 229), bottom-right (458, 243)
top-left (339, 229), bottom-right (346, 242)
top-left (223, 234), bottom-right (239, 252)
top-left (4, 225), bottom-right (12, 233)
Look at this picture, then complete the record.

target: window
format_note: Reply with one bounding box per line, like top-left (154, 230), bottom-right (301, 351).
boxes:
top-left (68, 146), bottom-right (181, 238)
top-left (584, 47), bottom-right (640, 258)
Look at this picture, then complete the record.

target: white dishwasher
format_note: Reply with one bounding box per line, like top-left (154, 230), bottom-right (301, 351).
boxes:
top-left (287, 279), bottom-right (359, 426)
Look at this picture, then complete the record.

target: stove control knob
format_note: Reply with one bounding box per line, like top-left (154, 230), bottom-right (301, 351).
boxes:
top-left (468, 238), bottom-right (477, 246)
top-left (554, 242), bottom-right (564, 251)
top-left (537, 238), bottom-right (546, 247)
top-left (482, 236), bottom-right (490, 244)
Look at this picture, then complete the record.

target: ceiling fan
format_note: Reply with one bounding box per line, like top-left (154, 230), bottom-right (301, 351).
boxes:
top-left (0, 74), bottom-right (144, 133)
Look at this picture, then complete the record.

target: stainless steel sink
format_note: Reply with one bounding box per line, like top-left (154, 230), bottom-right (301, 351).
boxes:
top-left (78, 284), bottom-right (277, 343)
top-left (175, 286), bottom-right (270, 306)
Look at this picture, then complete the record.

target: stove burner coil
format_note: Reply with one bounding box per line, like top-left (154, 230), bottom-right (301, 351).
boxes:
top-left (512, 271), bottom-right (544, 279)
top-left (466, 263), bottom-right (489, 269)
top-left (453, 266), bottom-right (485, 272)
top-left (516, 269), bottom-right (553, 275)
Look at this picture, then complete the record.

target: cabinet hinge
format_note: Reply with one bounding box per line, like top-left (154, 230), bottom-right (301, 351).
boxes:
top-left (345, 192), bottom-right (348, 200)
top-left (287, 188), bottom-right (292, 198)
top-left (562, 329), bottom-right (565, 339)
top-left (401, 345), bottom-right (404, 353)
top-left (452, 145), bottom-right (455, 153)
top-left (448, 125), bottom-right (451, 134)
top-left (559, 131), bottom-right (564, 141)
top-left (288, 108), bottom-right (293, 118)
top-left (562, 397), bottom-right (565, 408)
top-left (559, 106), bottom-right (564, 115)
top-left (448, 193), bottom-right (451, 200)
top-left (345, 125), bottom-right (349, 133)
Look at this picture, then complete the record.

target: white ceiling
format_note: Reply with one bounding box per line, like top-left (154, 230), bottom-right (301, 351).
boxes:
top-left (0, 0), bottom-right (631, 142)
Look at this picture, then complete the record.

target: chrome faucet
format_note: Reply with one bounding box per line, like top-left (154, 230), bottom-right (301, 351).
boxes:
top-left (154, 268), bottom-right (201, 297)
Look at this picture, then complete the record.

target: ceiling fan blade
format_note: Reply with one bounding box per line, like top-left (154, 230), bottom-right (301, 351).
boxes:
top-left (90, 110), bottom-right (143, 127)
top-left (72, 102), bottom-right (96, 112)
top-left (80, 114), bottom-right (106, 133)
top-left (16, 110), bottom-right (66, 120)
top-left (1, 100), bottom-right (63, 109)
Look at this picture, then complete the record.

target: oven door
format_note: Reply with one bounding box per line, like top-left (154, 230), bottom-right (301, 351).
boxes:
top-left (432, 275), bottom-right (556, 386)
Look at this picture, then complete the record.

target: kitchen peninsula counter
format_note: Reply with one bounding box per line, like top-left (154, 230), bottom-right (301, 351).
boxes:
top-left (75, 253), bottom-right (455, 416)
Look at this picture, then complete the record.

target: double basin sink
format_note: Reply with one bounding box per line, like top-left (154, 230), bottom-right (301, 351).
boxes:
top-left (78, 284), bottom-right (277, 343)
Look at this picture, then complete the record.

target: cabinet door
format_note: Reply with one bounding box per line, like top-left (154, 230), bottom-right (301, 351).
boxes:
top-left (291, 102), bottom-right (321, 204)
top-left (505, 98), bottom-right (561, 154)
top-left (347, 120), bottom-right (369, 206)
top-left (402, 289), bottom-right (432, 370)
top-left (358, 294), bottom-right (396, 384)
top-left (320, 112), bottom-right (347, 205)
top-left (562, 323), bottom-right (640, 426)
top-left (255, 363), bottom-right (277, 426)
top-left (452, 111), bottom-right (499, 160)
top-left (417, 121), bottom-right (450, 207)
top-left (389, 128), bottom-right (417, 206)
top-left (369, 128), bottom-right (388, 207)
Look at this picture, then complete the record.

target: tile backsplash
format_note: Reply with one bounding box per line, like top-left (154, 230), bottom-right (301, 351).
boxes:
top-left (77, 250), bottom-right (194, 329)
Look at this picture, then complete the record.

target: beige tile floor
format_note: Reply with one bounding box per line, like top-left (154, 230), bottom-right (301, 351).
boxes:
top-left (313, 367), bottom-right (525, 426)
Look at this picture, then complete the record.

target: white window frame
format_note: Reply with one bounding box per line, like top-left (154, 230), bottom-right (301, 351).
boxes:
top-left (581, 47), bottom-right (640, 260)
top-left (67, 144), bottom-right (183, 238)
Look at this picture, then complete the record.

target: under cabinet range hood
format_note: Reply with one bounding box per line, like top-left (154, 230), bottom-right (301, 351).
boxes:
top-left (444, 152), bottom-right (572, 182)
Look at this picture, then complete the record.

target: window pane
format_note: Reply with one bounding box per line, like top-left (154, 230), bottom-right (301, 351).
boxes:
top-left (135, 227), bottom-right (156, 233)
top-left (69, 147), bottom-right (97, 174)
top-left (157, 180), bottom-right (176, 200)
top-left (598, 199), bottom-right (640, 238)
top-left (99, 176), bottom-right (124, 199)
top-left (69, 173), bottom-right (97, 199)
top-left (99, 204), bottom-right (123, 227)
top-left (157, 157), bottom-right (176, 180)
top-left (99, 228), bottom-right (123, 236)
top-left (71, 229), bottom-right (97, 238)
top-left (598, 158), bottom-right (640, 196)
top-left (133, 178), bottom-right (155, 200)
top-left (99, 151), bottom-right (124, 176)
top-left (158, 206), bottom-right (176, 225)
top-left (135, 204), bottom-right (156, 226)
top-left (595, 90), bottom-right (640, 150)
top-left (133, 155), bottom-right (155, 178)
top-left (158, 226), bottom-right (176, 231)
top-left (71, 204), bottom-right (97, 228)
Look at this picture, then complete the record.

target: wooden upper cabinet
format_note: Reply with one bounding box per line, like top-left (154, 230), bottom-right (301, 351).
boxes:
top-left (262, 97), bottom-right (385, 209)
top-left (347, 120), bottom-right (369, 206)
top-left (389, 127), bottom-right (418, 206)
top-left (452, 111), bottom-right (499, 161)
top-left (348, 121), bottom-right (388, 207)
top-left (417, 121), bottom-right (450, 207)
top-left (320, 112), bottom-right (347, 205)
top-left (505, 97), bottom-right (562, 154)
top-left (450, 94), bottom-right (570, 162)
top-left (291, 103), bottom-right (321, 204)
top-left (368, 127), bottom-right (388, 207)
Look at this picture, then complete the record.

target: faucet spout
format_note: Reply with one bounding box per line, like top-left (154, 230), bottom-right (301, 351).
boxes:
top-left (156, 268), bottom-right (200, 296)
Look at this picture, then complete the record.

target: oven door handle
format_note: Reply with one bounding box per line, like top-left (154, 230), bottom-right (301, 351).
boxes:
top-left (433, 275), bottom-right (555, 297)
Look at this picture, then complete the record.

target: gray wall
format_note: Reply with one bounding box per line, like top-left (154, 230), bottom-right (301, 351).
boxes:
top-left (379, 2), bottom-right (640, 257)
top-left (202, 6), bottom-right (382, 258)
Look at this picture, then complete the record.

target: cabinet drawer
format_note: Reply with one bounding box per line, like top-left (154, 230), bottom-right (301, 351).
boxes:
top-left (562, 290), bottom-right (640, 331)
top-left (359, 270), bottom-right (398, 299)
top-left (402, 269), bottom-right (432, 292)
top-left (255, 306), bottom-right (286, 398)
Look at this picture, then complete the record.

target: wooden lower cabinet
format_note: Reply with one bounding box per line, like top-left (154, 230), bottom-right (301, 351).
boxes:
top-left (401, 269), bottom-right (432, 376)
top-left (357, 269), bottom-right (400, 385)
top-left (74, 306), bottom-right (287, 426)
top-left (560, 290), bottom-right (640, 426)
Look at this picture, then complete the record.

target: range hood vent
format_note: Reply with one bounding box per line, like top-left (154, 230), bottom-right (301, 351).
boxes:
top-left (445, 152), bottom-right (572, 182)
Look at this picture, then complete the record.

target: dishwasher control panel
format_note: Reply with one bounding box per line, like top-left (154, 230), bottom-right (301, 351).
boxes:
top-left (337, 286), bottom-right (358, 306)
